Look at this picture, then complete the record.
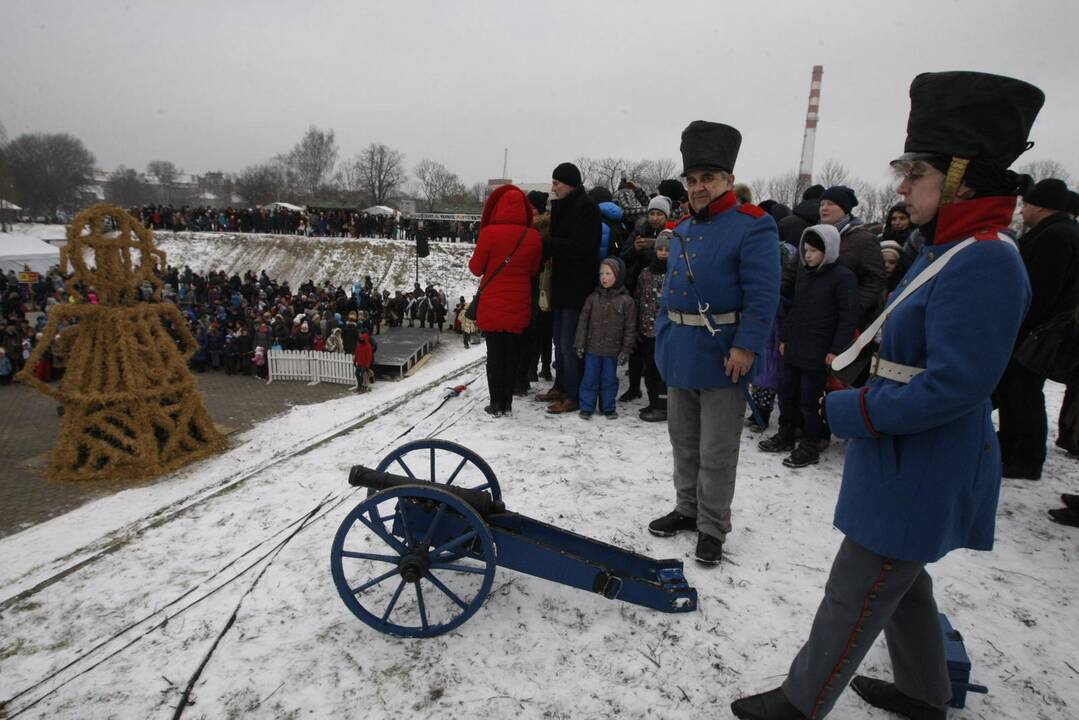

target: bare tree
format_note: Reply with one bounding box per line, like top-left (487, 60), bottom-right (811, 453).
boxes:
top-left (816, 159), bottom-right (850, 188)
top-left (414, 159), bottom-right (465, 211)
top-left (635, 158), bottom-right (679, 193)
top-left (469, 181), bottom-right (488, 205)
top-left (592, 157), bottom-right (633, 192)
top-left (146, 160), bottom-right (179, 203)
top-left (749, 171), bottom-right (802, 208)
top-left (0, 121), bottom-right (7, 148)
top-left (284, 125), bottom-right (338, 199)
top-left (334, 158), bottom-right (363, 195)
top-left (107, 166), bottom-right (153, 207)
top-left (356, 143), bottom-right (406, 206)
top-left (235, 163), bottom-right (290, 206)
top-left (1018, 159), bottom-right (1073, 186)
top-left (850, 180), bottom-right (901, 225)
top-left (573, 157), bottom-right (596, 188)
top-left (6, 132), bottom-right (96, 215)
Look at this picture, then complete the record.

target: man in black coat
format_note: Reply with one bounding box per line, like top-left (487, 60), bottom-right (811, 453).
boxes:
top-left (817, 185), bottom-right (887, 328)
top-left (535, 162), bottom-right (601, 413)
top-left (996, 178), bottom-right (1079, 479)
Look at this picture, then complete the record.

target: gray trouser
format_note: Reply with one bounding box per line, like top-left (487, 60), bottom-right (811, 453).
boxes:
top-left (667, 386), bottom-right (745, 540)
top-left (781, 537), bottom-right (952, 719)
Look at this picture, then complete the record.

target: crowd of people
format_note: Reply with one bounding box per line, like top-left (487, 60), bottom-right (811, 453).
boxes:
top-left (461, 71), bottom-right (1079, 720)
top-left (1, 262), bottom-right (455, 391)
top-left (4, 66), bottom-right (1079, 720)
top-left (122, 204), bottom-right (479, 244)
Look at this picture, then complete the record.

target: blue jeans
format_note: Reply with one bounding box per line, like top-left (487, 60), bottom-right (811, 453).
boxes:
top-left (579, 353), bottom-right (618, 413)
top-left (552, 306), bottom-right (582, 400)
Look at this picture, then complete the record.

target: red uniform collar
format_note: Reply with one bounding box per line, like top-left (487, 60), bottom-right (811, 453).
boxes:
top-left (932, 196), bottom-right (1016, 245)
top-left (693, 191), bottom-right (738, 220)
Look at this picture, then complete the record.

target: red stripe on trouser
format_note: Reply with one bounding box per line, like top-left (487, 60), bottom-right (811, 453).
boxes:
top-left (809, 561), bottom-right (892, 719)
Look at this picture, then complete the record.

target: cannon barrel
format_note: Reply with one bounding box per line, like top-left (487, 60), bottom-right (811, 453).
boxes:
top-left (348, 465), bottom-right (506, 517)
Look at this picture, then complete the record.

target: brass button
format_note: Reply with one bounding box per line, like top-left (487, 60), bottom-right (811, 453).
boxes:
top-left (682, 291), bottom-right (688, 297)
top-left (692, 253), bottom-right (698, 258)
top-left (928, 252), bottom-right (935, 260)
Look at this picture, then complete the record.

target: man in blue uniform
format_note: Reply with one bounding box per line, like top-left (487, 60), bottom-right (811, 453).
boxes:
top-left (647, 121), bottom-right (780, 565)
top-left (732, 71), bottom-right (1042, 720)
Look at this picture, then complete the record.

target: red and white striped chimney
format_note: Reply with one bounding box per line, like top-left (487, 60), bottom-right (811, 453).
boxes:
top-left (798, 65), bottom-right (824, 189)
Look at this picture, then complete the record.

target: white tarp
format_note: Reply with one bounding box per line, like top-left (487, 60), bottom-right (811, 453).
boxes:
top-left (0, 233), bottom-right (62, 274)
top-left (264, 201), bottom-right (306, 212)
top-left (362, 205), bottom-right (396, 216)
top-left (1, 199), bottom-right (21, 210)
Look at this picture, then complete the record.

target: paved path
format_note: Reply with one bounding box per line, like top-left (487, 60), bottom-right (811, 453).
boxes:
top-left (0, 372), bottom-right (351, 539)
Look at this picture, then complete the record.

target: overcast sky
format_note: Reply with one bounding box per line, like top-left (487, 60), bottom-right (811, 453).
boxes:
top-left (3, 0), bottom-right (1077, 191)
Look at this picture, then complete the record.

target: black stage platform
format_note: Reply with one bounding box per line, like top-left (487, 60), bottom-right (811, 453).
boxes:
top-left (373, 326), bottom-right (442, 378)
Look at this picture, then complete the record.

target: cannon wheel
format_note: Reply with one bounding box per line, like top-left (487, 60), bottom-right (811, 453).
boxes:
top-left (377, 439), bottom-right (501, 499)
top-left (331, 484), bottom-right (496, 638)
top-left (372, 440), bottom-right (499, 563)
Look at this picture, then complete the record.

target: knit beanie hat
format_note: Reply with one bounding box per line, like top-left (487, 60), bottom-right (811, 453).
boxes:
top-left (802, 184), bottom-right (825, 201)
top-left (600, 256), bottom-right (626, 288)
top-left (657, 179), bottom-right (688, 203)
top-left (654, 230), bottom-right (672, 251)
top-left (821, 185), bottom-right (859, 214)
top-left (647, 195), bottom-right (672, 216)
top-left (879, 240), bottom-right (903, 260)
top-left (588, 186), bottom-right (614, 204)
top-left (552, 162), bottom-right (583, 187)
top-left (527, 190), bottom-right (549, 214)
top-left (802, 228), bottom-right (827, 253)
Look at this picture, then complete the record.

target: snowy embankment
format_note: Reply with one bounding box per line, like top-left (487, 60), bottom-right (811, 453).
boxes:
top-left (12, 223), bottom-right (482, 306)
top-left (0, 335), bottom-right (1076, 719)
top-left (156, 232), bottom-right (479, 303)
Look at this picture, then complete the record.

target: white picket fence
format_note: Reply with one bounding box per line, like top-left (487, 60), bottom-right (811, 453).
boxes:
top-left (267, 349), bottom-right (356, 386)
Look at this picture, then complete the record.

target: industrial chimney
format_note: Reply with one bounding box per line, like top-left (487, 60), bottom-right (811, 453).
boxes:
top-left (797, 65), bottom-right (823, 196)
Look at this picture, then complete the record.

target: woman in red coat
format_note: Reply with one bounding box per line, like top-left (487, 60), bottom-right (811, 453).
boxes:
top-left (469, 184), bottom-right (543, 416)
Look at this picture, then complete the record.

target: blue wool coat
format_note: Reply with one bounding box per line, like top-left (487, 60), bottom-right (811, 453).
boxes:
top-left (825, 197), bottom-right (1031, 563)
top-left (655, 194), bottom-right (780, 389)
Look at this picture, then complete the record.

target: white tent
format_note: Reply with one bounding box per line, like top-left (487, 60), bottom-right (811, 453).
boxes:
top-left (0, 233), bottom-right (62, 274)
top-left (265, 201), bottom-right (306, 212)
top-left (0, 200), bottom-right (21, 210)
top-left (362, 205), bottom-right (396, 216)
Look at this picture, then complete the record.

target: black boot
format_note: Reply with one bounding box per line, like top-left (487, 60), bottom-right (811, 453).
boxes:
top-left (618, 387), bottom-right (642, 402)
top-left (731, 688), bottom-right (806, 720)
top-left (850, 676), bottom-right (947, 720)
top-left (759, 427), bottom-right (796, 453)
top-left (782, 442), bottom-right (820, 468)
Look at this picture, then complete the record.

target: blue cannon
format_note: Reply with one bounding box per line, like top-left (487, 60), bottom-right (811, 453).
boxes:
top-left (331, 440), bottom-right (698, 637)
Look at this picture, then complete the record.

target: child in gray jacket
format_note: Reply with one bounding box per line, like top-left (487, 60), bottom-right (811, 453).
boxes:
top-left (574, 256), bottom-right (637, 418)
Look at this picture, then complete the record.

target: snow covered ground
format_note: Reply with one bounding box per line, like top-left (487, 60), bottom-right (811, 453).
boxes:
top-left (1, 337), bottom-right (1076, 720)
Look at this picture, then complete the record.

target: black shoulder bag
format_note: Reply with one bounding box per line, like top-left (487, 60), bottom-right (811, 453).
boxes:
top-left (1015, 306), bottom-right (1079, 383)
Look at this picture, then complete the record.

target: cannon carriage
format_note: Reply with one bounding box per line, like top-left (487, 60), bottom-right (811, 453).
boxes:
top-left (330, 440), bottom-right (698, 638)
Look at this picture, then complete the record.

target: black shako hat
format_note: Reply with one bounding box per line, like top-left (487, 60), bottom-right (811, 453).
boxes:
top-left (894, 71), bottom-right (1044, 167)
top-left (680, 121), bottom-right (742, 175)
top-left (1022, 178), bottom-right (1071, 212)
